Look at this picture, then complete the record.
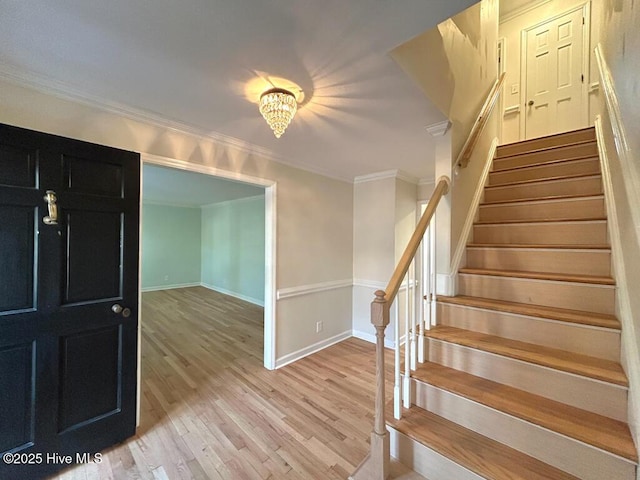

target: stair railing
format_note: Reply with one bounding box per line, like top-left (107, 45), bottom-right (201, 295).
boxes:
top-left (351, 175), bottom-right (450, 480)
top-left (456, 72), bottom-right (506, 169)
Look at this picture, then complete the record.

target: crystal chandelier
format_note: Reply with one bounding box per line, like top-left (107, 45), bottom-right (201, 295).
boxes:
top-left (259, 88), bottom-right (298, 138)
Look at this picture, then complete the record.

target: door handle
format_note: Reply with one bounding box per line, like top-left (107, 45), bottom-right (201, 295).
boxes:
top-left (528, 100), bottom-right (535, 106)
top-left (43, 190), bottom-right (58, 225)
top-left (112, 304), bottom-right (132, 318)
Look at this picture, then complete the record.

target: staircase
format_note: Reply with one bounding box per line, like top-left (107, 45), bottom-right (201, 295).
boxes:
top-left (387, 127), bottom-right (639, 480)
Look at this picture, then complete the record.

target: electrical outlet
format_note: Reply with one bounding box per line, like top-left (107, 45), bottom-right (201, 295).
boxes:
top-left (316, 321), bottom-right (323, 333)
top-left (163, 275), bottom-right (169, 281)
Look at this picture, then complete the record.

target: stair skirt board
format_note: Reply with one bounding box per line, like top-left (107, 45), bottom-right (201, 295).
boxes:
top-left (425, 338), bottom-right (627, 421)
top-left (437, 303), bottom-right (620, 361)
top-left (389, 429), bottom-right (485, 480)
top-left (408, 382), bottom-right (636, 480)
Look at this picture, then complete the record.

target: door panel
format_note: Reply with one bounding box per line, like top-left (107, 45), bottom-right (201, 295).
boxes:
top-left (525, 7), bottom-right (585, 139)
top-left (0, 206), bottom-right (36, 312)
top-left (0, 123), bottom-right (139, 479)
top-left (63, 155), bottom-right (123, 198)
top-left (0, 144), bottom-right (37, 188)
top-left (0, 342), bottom-right (36, 453)
top-left (64, 210), bottom-right (122, 304)
top-left (58, 326), bottom-right (121, 432)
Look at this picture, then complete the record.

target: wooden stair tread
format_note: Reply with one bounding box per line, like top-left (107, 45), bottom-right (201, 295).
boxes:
top-left (437, 295), bottom-right (620, 329)
top-left (425, 326), bottom-right (628, 386)
top-left (485, 173), bottom-right (601, 189)
top-left (498, 127), bottom-right (595, 149)
top-left (482, 193), bottom-right (604, 205)
top-left (386, 403), bottom-right (581, 480)
top-left (475, 217), bottom-right (607, 225)
top-left (494, 139), bottom-right (596, 161)
top-left (458, 268), bottom-right (615, 285)
top-left (412, 362), bottom-right (638, 462)
top-left (467, 243), bottom-right (610, 250)
top-left (491, 156), bottom-right (599, 173)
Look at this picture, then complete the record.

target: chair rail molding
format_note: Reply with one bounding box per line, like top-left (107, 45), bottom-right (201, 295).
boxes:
top-left (276, 279), bottom-right (352, 300)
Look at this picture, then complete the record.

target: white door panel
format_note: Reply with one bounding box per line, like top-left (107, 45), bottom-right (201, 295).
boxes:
top-left (524, 7), bottom-right (586, 139)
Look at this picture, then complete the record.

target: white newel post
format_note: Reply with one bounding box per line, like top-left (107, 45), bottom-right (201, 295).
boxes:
top-left (350, 290), bottom-right (390, 480)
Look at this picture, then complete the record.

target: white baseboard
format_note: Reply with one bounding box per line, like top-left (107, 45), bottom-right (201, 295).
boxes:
top-left (141, 282), bottom-right (200, 292)
top-left (275, 330), bottom-right (352, 369)
top-left (200, 283), bottom-right (264, 307)
top-left (352, 329), bottom-right (398, 349)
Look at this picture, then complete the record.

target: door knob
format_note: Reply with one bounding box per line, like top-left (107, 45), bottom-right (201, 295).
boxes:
top-left (112, 304), bottom-right (132, 318)
top-left (528, 100), bottom-right (535, 106)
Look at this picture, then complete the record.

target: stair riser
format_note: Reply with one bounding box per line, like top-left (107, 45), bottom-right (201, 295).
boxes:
top-left (437, 303), bottom-right (620, 361)
top-left (412, 381), bottom-right (635, 480)
top-left (426, 338), bottom-right (628, 421)
top-left (472, 220), bottom-right (608, 245)
top-left (389, 429), bottom-right (484, 480)
top-left (458, 274), bottom-right (615, 315)
top-left (497, 129), bottom-right (596, 157)
top-left (489, 158), bottom-right (600, 185)
top-left (465, 248), bottom-right (611, 276)
top-left (493, 142), bottom-right (598, 171)
top-left (484, 176), bottom-right (602, 203)
top-left (478, 197), bottom-right (605, 222)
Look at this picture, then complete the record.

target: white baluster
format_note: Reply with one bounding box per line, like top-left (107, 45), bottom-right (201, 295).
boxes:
top-left (394, 299), bottom-right (401, 419)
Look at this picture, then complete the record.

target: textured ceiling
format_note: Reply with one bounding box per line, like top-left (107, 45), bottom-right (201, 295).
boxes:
top-left (0, 0), bottom-right (478, 181)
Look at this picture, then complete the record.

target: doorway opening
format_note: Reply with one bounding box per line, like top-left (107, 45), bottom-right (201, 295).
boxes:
top-left (139, 154), bottom-right (277, 385)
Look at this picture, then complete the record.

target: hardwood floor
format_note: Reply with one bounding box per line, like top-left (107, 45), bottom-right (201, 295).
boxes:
top-left (51, 286), bottom-right (401, 480)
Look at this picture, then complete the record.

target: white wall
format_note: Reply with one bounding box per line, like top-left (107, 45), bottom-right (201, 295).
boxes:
top-left (0, 78), bottom-right (354, 366)
top-left (392, 0), bottom-right (500, 161)
top-left (592, 0), bottom-right (640, 464)
top-left (352, 173), bottom-right (418, 346)
top-left (353, 176), bottom-right (396, 343)
top-left (391, 0), bottom-right (499, 293)
top-left (201, 196), bottom-right (265, 306)
top-left (141, 203), bottom-right (202, 291)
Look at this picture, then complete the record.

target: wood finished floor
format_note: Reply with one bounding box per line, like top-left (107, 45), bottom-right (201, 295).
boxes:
top-left (51, 286), bottom-right (401, 480)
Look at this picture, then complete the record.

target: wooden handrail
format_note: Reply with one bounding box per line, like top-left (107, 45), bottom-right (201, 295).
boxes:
top-left (456, 72), bottom-right (506, 169)
top-left (352, 175), bottom-right (452, 480)
top-left (384, 175), bottom-right (451, 305)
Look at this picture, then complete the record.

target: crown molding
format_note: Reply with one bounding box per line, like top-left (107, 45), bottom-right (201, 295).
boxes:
top-left (0, 62), bottom-right (353, 183)
top-left (425, 120), bottom-right (451, 137)
top-left (354, 169), bottom-right (418, 185)
top-left (418, 177), bottom-right (436, 186)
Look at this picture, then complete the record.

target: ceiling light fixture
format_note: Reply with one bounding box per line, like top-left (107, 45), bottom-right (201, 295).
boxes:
top-left (259, 87), bottom-right (298, 138)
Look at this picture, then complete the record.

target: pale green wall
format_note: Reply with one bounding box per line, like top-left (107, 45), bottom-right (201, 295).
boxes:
top-left (201, 196), bottom-right (265, 305)
top-left (141, 204), bottom-right (202, 290)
